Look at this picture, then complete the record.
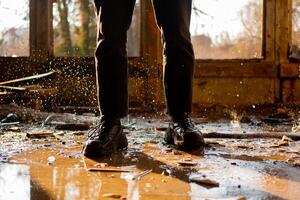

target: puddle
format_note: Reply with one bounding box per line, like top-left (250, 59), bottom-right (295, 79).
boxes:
top-left (0, 164), bottom-right (30, 200)
top-left (1, 117), bottom-right (300, 199)
top-left (0, 143), bottom-right (298, 200)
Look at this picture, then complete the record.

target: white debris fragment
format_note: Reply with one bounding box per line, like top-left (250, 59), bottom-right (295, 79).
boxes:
top-left (47, 156), bottom-right (56, 165)
top-left (282, 135), bottom-right (293, 142)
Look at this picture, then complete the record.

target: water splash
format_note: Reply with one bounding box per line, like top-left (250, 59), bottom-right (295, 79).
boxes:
top-left (292, 117), bottom-right (300, 133)
top-left (230, 110), bottom-right (241, 129)
top-left (288, 111), bottom-right (300, 133)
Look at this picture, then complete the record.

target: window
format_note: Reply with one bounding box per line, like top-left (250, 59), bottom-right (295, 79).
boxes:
top-left (53, 0), bottom-right (140, 57)
top-left (291, 0), bottom-right (300, 60)
top-left (0, 0), bottom-right (29, 57)
top-left (191, 0), bottom-right (263, 59)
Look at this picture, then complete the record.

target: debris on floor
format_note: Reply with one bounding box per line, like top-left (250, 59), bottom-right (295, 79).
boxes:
top-left (26, 130), bottom-right (56, 139)
top-left (1, 106), bottom-right (300, 199)
top-left (189, 177), bottom-right (220, 188)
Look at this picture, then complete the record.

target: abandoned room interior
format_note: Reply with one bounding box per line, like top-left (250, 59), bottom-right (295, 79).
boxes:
top-left (1, 0), bottom-right (300, 199)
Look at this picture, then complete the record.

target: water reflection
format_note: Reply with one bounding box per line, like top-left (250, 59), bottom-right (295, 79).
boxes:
top-left (30, 164), bottom-right (102, 200)
top-left (1, 145), bottom-right (300, 199)
top-left (0, 164), bottom-right (30, 200)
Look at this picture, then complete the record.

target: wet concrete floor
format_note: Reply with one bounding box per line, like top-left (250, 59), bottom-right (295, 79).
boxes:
top-left (1, 116), bottom-right (300, 200)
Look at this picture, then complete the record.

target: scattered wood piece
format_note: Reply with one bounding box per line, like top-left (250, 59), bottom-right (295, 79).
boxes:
top-left (189, 177), bottom-right (220, 187)
top-left (0, 71), bottom-right (57, 86)
top-left (42, 114), bottom-right (55, 126)
top-left (0, 85), bottom-right (26, 91)
top-left (0, 122), bottom-right (20, 126)
top-left (282, 135), bottom-right (294, 142)
top-left (177, 161), bottom-right (197, 167)
top-left (26, 130), bottom-right (55, 138)
top-left (132, 169), bottom-right (152, 181)
top-left (269, 143), bottom-right (280, 148)
top-left (54, 131), bottom-right (65, 136)
top-left (0, 104), bottom-right (97, 125)
top-left (204, 132), bottom-right (300, 141)
top-left (156, 127), bottom-right (167, 131)
top-left (237, 145), bottom-right (248, 149)
top-left (183, 157), bottom-right (193, 162)
top-left (7, 126), bottom-right (21, 132)
top-left (0, 91), bottom-right (10, 95)
top-left (87, 167), bottom-right (134, 172)
top-left (206, 141), bottom-right (222, 145)
top-left (263, 116), bottom-right (292, 124)
top-left (102, 193), bottom-right (122, 199)
top-left (278, 141), bottom-right (289, 147)
top-left (55, 123), bottom-right (90, 131)
top-left (219, 196), bottom-right (247, 200)
top-left (72, 131), bottom-right (85, 136)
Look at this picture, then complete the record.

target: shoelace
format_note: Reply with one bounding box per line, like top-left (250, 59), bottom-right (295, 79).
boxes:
top-left (182, 117), bottom-right (194, 129)
top-left (87, 120), bottom-right (107, 139)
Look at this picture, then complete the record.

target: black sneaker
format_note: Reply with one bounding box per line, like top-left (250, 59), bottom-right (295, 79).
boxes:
top-left (82, 117), bottom-right (128, 157)
top-left (164, 115), bottom-right (205, 149)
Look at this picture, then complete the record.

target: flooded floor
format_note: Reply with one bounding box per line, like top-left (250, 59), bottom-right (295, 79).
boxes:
top-left (1, 115), bottom-right (300, 200)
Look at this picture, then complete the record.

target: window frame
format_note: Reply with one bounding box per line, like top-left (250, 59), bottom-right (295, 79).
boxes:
top-left (0, 0), bottom-right (31, 58)
top-left (0, 0), bottom-right (298, 105)
top-left (194, 0), bottom-right (277, 79)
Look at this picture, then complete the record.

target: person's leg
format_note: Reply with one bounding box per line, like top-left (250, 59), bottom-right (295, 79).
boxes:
top-left (95, 0), bottom-right (136, 119)
top-left (153, 0), bottom-right (194, 117)
top-left (153, 0), bottom-right (204, 148)
top-left (83, 0), bottom-right (136, 157)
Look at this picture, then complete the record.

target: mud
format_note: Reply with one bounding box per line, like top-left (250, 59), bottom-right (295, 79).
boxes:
top-left (1, 116), bottom-right (300, 199)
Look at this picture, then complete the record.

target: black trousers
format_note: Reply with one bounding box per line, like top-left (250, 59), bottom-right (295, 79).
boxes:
top-left (94, 0), bottom-right (195, 118)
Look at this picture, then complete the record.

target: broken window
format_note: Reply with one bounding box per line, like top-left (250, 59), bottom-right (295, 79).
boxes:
top-left (0, 0), bottom-right (29, 57)
top-left (53, 0), bottom-right (140, 57)
top-left (191, 0), bottom-right (263, 59)
top-left (291, 0), bottom-right (300, 60)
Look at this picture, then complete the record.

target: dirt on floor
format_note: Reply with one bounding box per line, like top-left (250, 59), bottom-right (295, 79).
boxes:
top-left (0, 108), bottom-right (300, 200)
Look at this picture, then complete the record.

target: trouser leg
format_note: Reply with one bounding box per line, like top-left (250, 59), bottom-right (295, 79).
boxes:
top-left (94, 0), bottom-right (136, 119)
top-left (152, 0), bottom-right (195, 116)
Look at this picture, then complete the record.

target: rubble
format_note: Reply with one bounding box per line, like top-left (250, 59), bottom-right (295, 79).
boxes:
top-left (102, 193), bottom-right (123, 199)
top-left (177, 160), bottom-right (198, 167)
top-left (189, 177), bottom-right (220, 187)
top-left (131, 169), bottom-right (152, 180)
top-left (87, 167), bottom-right (134, 172)
top-left (282, 135), bottom-right (294, 142)
top-left (1, 112), bottom-right (300, 199)
top-left (55, 123), bottom-right (90, 131)
top-left (26, 130), bottom-right (55, 139)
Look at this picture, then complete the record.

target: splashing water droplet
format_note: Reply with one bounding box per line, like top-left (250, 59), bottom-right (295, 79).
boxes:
top-left (230, 111), bottom-right (241, 128)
